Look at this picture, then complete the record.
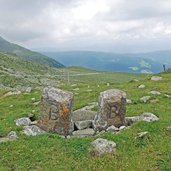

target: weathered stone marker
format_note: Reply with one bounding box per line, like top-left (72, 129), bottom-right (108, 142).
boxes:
top-left (38, 86), bottom-right (74, 135)
top-left (94, 89), bottom-right (126, 131)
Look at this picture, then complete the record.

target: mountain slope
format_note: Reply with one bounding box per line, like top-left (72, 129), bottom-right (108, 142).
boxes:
top-left (0, 51), bottom-right (66, 88)
top-left (43, 51), bottom-right (170, 73)
top-left (0, 36), bottom-right (64, 68)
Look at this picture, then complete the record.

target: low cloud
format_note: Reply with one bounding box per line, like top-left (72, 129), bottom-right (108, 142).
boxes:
top-left (0, 0), bottom-right (171, 52)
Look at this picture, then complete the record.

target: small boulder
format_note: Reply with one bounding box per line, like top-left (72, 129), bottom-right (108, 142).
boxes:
top-left (106, 125), bottom-right (119, 132)
top-left (126, 99), bottom-right (132, 104)
top-left (73, 110), bottom-right (96, 122)
top-left (136, 131), bottom-right (149, 139)
top-left (90, 138), bottom-right (116, 156)
top-left (125, 116), bottom-right (140, 126)
top-left (138, 84), bottom-right (146, 89)
top-left (75, 120), bottom-right (92, 130)
top-left (119, 125), bottom-right (126, 131)
top-left (23, 125), bottom-right (46, 136)
top-left (72, 128), bottom-right (95, 137)
top-left (16, 117), bottom-right (31, 126)
top-left (164, 94), bottom-right (171, 98)
top-left (140, 96), bottom-right (151, 103)
top-left (140, 112), bottom-right (159, 122)
top-left (7, 131), bottom-right (18, 139)
top-left (151, 76), bottom-right (162, 81)
top-left (148, 91), bottom-right (161, 95)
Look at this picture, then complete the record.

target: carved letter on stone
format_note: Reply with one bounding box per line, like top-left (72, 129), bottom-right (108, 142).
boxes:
top-left (94, 89), bottom-right (126, 131)
top-left (38, 86), bottom-right (74, 136)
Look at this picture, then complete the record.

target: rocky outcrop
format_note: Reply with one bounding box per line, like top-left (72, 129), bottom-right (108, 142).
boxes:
top-left (38, 86), bottom-right (74, 136)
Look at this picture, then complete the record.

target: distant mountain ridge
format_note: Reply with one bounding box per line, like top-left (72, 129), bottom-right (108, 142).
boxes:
top-left (0, 36), bottom-right (64, 68)
top-left (43, 51), bottom-right (171, 73)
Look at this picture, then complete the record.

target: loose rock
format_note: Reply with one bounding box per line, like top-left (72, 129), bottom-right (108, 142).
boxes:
top-left (75, 120), bottom-right (92, 130)
top-left (106, 125), bottom-right (119, 132)
top-left (73, 110), bottom-right (96, 122)
top-left (16, 117), bottom-right (31, 126)
top-left (138, 84), bottom-right (146, 89)
top-left (23, 125), bottom-right (46, 136)
top-left (140, 96), bottom-right (151, 103)
top-left (136, 131), bottom-right (149, 138)
top-left (72, 128), bottom-right (95, 137)
top-left (125, 116), bottom-right (140, 126)
top-left (164, 94), bottom-right (171, 98)
top-left (119, 125), bottom-right (126, 131)
top-left (126, 99), bottom-right (132, 104)
top-left (151, 76), bottom-right (162, 81)
top-left (148, 91), bottom-right (161, 95)
top-left (7, 131), bottom-right (18, 139)
top-left (140, 112), bottom-right (159, 122)
top-left (90, 138), bottom-right (116, 156)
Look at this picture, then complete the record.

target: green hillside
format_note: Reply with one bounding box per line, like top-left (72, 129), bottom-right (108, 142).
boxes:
top-left (0, 36), bottom-right (64, 68)
top-left (0, 59), bottom-right (171, 170)
top-left (0, 51), bottom-right (65, 88)
top-left (0, 52), bottom-right (146, 89)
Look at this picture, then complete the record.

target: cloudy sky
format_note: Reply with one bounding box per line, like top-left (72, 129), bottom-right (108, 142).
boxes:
top-left (0, 0), bottom-right (171, 52)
